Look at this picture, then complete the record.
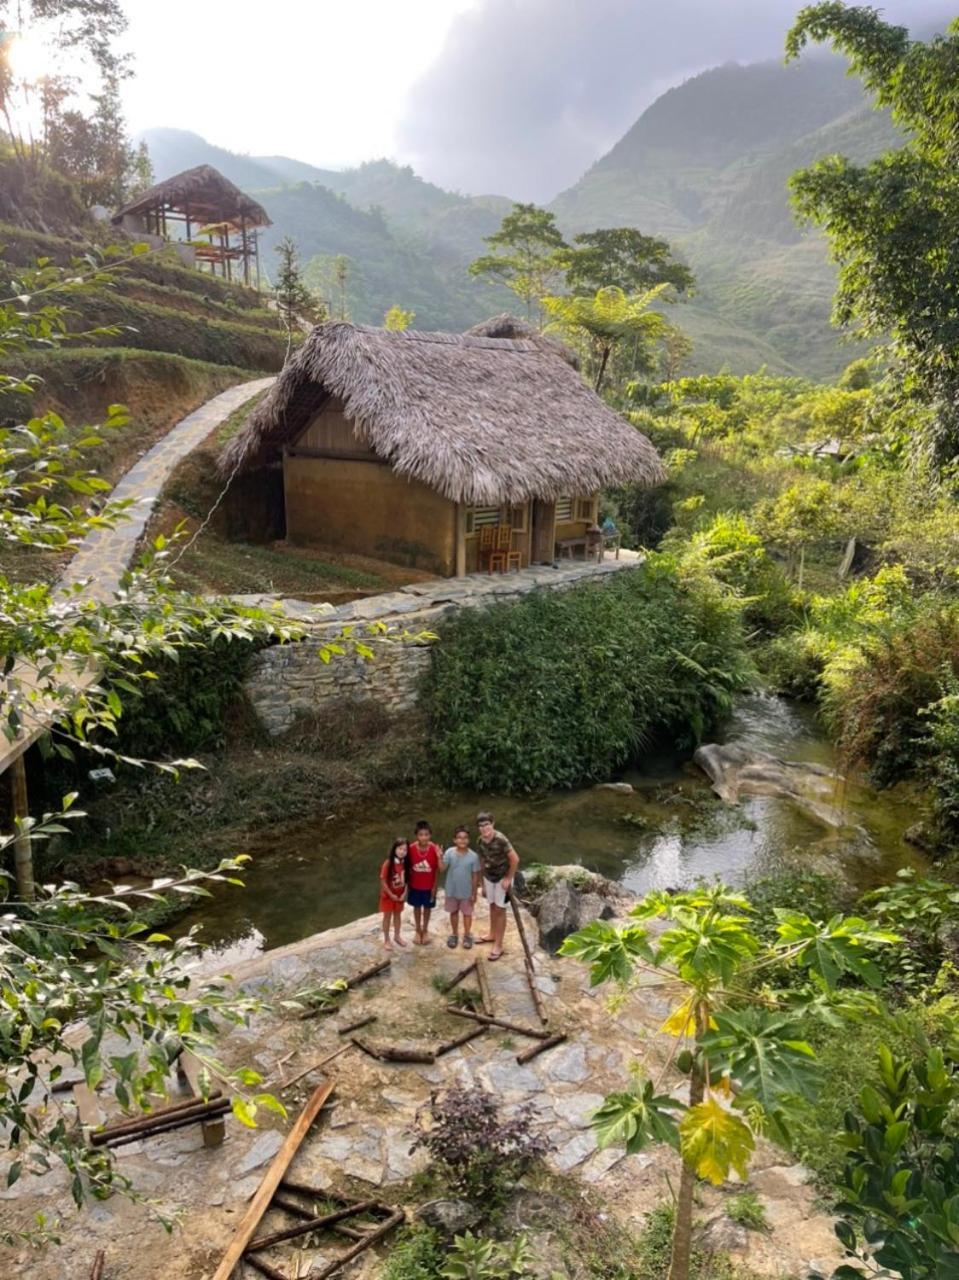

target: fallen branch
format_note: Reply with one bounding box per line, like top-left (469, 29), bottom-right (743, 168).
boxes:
top-left (351, 1036), bottom-right (436, 1064)
top-left (445, 1005), bottom-right (549, 1039)
top-left (211, 1081), bottom-right (335, 1280)
top-left (337, 1014), bottom-right (376, 1036)
top-left (344, 957), bottom-right (391, 988)
top-left (508, 890), bottom-right (549, 1025)
top-left (435, 1025), bottom-right (488, 1057)
top-left (90, 1251), bottom-right (105, 1280)
top-left (515, 1032), bottom-right (567, 1064)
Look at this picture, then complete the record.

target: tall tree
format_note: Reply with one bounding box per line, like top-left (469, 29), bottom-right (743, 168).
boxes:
top-left (542, 285), bottom-right (672, 396)
top-left (562, 227), bottom-right (694, 298)
top-left (786, 4), bottom-right (959, 464)
top-left (468, 202), bottom-right (568, 326)
top-left (274, 237), bottom-right (325, 359)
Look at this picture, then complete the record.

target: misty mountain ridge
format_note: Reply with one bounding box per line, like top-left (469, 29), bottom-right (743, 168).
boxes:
top-left (139, 53), bottom-right (898, 378)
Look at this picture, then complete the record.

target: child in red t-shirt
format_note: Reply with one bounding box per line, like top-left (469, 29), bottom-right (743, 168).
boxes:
top-left (407, 819), bottom-right (440, 945)
top-left (379, 838), bottom-right (409, 951)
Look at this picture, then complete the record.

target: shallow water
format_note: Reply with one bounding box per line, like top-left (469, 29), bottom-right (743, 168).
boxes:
top-left (185, 693), bottom-right (926, 961)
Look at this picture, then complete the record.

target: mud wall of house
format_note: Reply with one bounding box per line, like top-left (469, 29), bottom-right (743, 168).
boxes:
top-left (219, 465), bottom-right (286, 542)
top-left (283, 455), bottom-right (458, 575)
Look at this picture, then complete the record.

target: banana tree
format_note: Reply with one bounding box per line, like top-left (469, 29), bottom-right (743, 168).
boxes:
top-left (560, 885), bottom-right (899, 1280)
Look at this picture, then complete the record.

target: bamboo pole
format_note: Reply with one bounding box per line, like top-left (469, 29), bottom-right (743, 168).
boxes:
top-left (90, 1092), bottom-right (226, 1145)
top-left (475, 957), bottom-right (494, 1017)
top-left (211, 1081), bottom-right (335, 1280)
top-left (247, 1200), bottom-right (378, 1252)
top-left (278, 1042), bottom-right (355, 1091)
top-left (435, 1025), bottom-right (487, 1057)
top-left (516, 1032), bottom-right (567, 1065)
top-left (508, 890), bottom-right (549, 1025)
top-left (310, 1210), bottom-right (404, 1280)
top-left (337, 1014), bottom-right (376, 1036)
top-left (99, 1100), bottom-right (231, 1148)
top-left (439, 961), bottom-right (477, 993)
top-left (445, 1006), bottom-right (549, 1039)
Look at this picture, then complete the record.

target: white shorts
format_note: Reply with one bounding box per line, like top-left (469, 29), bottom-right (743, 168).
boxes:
top-left (483, 877), bottom-right (509, 907)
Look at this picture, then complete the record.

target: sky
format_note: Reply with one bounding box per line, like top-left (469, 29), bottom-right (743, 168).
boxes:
top-left (118, 0), bottom-right (953, 202)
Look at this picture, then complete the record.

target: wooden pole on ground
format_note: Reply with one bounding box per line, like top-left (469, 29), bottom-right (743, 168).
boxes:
top-left (439, 961), bottom-right (477, 993)
top-left (445, 1006), bottom-right (549, 1039)
top-left (516, 1032), bottom-right (567, 1065)
top-left (247, 1200), bottom-right (378, 1252)
top-left (89, 1251), bottom-right (105, 1280)
top-left (435, 1025), bottom-right (487, 1057)
top-left (475, 957), bottom-right (494, 1017)
top-left (310, 1210), bottom-right (405, 1280)
top-left (278, 1041), bottom-right (355, 1091)
top-left (211, 1080), bottom-right (335, 1280)
top-left (508, 890), bottom-right (548, 1025)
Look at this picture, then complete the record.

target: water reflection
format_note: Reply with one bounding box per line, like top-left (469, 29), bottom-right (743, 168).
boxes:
top-left (183, 695), bottom-right (925, 959)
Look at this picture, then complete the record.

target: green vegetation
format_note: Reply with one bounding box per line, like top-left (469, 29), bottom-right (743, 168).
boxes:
top-left (424, 558), bottom-right (752, 793)
top-left (724, 1193), bottom-right (766, 1232)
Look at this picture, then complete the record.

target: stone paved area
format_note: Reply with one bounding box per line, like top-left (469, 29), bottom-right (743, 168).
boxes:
top-left (62, 377), bottom-right (275, 602)
top-left (0, 896), bottom-right (842, 1280)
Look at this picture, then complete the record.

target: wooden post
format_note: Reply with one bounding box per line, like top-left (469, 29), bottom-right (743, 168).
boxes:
top-left (475, 957), bottom-right (494, 1017)
top-left (455, 504), bottom-right (467, 577)
top-left (241, 215), bottom-right (249, 286)
top-left (184, 200), bottom-right (192, 242)
top-left (11, 753), bottom-right (34, 901)
top-left (212, 1081), bottom-right (335, 1280)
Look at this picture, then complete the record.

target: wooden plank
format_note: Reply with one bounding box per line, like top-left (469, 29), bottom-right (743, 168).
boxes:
top-left (508, 891), bottom-right (549, 1025)
top-left (211, 1080), bottom-right (335, 1280)
top-left (475, 957), bottom-right (494, 1017)
top-left (516, 1033), bottom-right (567, 1064)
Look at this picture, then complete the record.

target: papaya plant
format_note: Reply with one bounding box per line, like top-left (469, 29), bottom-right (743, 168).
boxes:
top-left (560, 884), bottom-right (898, 1280)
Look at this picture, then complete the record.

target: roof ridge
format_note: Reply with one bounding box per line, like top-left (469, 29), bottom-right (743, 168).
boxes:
top-left (343, 322), bottom-right (537, 354)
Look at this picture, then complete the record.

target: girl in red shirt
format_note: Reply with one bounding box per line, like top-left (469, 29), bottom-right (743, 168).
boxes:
top-left (407, 819), bottom-right (441, 945)
top-left (379, 838), bottom-right (409, 951)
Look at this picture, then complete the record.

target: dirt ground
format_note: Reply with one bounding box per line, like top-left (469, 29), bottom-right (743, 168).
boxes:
top-left (0, 897), bottom-right (843, 1280)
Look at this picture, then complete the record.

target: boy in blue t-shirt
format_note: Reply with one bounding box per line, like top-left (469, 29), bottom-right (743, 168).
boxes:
top-left (442, 825), bottom-right (481, 950)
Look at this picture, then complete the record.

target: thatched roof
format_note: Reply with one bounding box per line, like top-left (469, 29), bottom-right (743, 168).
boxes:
top-left (222, 320), bottom-right (665, 504)
top-left (112, 165), bottom-right (271, 229)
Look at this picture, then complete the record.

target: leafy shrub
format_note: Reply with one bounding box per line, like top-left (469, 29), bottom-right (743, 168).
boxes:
top-left (925, 677), bottom-right (959, 850)
top-left (424, 556), bottom-right (752, 792)
top-left (862, 869), bottom-right (959, 993)
top-left (744, 869), bottom-right (851, 940)
top-left (440, 1232), bottom-right (533, 1279)
top-left (411, 1086), bottom-right (551, 1204)
top-left (635, 1204), bottom-right (747, 1280)
top-left (725, 1192), bottom-right (767, 1231)
top-left (382, 1225), bottom-right (445, 1280)
top-left (825, 1045), bottom-right (959, 1280)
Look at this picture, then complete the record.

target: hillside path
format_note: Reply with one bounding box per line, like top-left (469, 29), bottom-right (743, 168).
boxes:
top-left (0, 377), bottom-right (274, 781)
top-left (62, 375), bottom-right (275, 601)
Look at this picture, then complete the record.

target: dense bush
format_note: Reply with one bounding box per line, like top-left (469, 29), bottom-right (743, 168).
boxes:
top-left (423, 556), bottom-right (752, 792)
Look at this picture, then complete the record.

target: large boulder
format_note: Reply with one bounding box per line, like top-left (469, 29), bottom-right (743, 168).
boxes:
top-left (694, 741), bottom-right (850, 828)
top-left (416, 1198), bottom-right (481, 1236)
top-left (536, 880), bottom-right (615, 953)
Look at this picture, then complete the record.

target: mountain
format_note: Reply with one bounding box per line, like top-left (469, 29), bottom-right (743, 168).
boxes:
top-left (551, 56), bottom-right (900, 379)
top-left (141, 54), bottom-right (900, 378)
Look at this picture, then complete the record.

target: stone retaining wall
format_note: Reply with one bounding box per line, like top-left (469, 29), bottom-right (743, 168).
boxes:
top-left (243, 555), bottom-right (641, 736)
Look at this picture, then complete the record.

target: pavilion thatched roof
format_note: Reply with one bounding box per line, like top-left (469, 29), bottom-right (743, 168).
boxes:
top-left (222, 320), bottom-right (665, 504)
top-left (111, 164), bottom-right (271, 229)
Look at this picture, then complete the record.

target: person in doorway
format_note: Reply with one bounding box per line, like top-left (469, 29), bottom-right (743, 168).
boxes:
top-left (476, 812), bottom-right (519, 961)
top-left (379, 837), bottom-right (409, 951)
top-left (442, 825), bottom-right (481, 949)
top-left (408, 819), bottom-right (441, 945)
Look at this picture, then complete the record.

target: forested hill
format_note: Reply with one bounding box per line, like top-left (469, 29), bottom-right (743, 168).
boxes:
top-left (141, 53), bottom-right (898, 375)
top-left (552, 55), bottom-right (900, 378)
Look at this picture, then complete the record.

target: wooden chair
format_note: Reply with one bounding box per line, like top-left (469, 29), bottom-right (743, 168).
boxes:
top-left (489, 522), bottom-right (522, 574)
top-left (478, 524), bottom-right (497, 572)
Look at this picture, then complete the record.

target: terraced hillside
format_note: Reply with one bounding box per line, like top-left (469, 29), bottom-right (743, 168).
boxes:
top-left (1, 221), bottom-right (284, 581)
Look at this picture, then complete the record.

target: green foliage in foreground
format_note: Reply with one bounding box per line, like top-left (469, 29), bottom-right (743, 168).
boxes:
top-left (423, 556), bottom-right (752, 792)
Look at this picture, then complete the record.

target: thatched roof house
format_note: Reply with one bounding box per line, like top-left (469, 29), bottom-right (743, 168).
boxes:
top-left (112, 165), bottom-right (270, 286)
top-left (224, 319), bottom-right (664, 577)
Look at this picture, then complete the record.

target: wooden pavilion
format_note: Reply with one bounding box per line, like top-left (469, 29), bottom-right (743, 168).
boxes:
top-left (222, 315), bottom-right (665, 577)
top-left (111, 164), bottom-right (271, 287)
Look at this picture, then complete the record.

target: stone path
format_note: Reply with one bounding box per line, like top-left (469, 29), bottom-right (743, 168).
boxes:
top-left (0, 894), bottom-right (843, 1280)
top-left (0, 378), bottom-right (275, 779)
top-left (62, 376), bottom-right (275, 602)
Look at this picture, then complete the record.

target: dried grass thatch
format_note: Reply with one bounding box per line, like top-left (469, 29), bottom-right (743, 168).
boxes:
top-left (222, 320), bottom-right (665, 504)
top-left (112, 165), bottom-right (271, 229)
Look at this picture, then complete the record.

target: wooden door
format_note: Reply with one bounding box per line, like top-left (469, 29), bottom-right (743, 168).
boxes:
top-left (531, 499), bottom-right (556, 564)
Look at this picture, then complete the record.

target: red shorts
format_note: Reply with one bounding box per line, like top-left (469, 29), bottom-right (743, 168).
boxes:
top-left (380, 895), bottom-right (403, 913)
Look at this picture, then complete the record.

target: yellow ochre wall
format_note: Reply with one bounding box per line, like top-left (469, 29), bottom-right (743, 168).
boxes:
top-left (284, 455), bottom-right (458, 575)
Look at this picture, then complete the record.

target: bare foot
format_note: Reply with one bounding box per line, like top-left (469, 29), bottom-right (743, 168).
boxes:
top-left (383, 939), bottom-right (394, 951)
top-left (394, 936), bottom-right (408, 947)
top-left (412, 933), bottom-right (424, 945)
top-left (489, 950), bottom-right (504, 961)
top-left (421, 933), bottom-right (433, 945)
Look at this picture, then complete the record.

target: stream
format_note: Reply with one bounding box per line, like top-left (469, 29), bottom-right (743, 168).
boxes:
top-left (185, 694), bottom-right (926, 963)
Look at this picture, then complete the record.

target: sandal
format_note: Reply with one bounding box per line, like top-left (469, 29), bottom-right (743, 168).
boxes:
top-left (463, 934), bottom-right (474, 949)
top-left (489, 950), bottom-right (503, 961)
top-left (446, 935), bottom-right (459, 949)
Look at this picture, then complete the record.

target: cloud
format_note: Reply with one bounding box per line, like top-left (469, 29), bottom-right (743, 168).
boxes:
top-left (395, 0), bottom-right (952, 200)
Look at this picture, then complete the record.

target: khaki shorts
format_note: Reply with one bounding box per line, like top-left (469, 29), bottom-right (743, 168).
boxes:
top-left (483, 877), bottom-right (509, 907)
